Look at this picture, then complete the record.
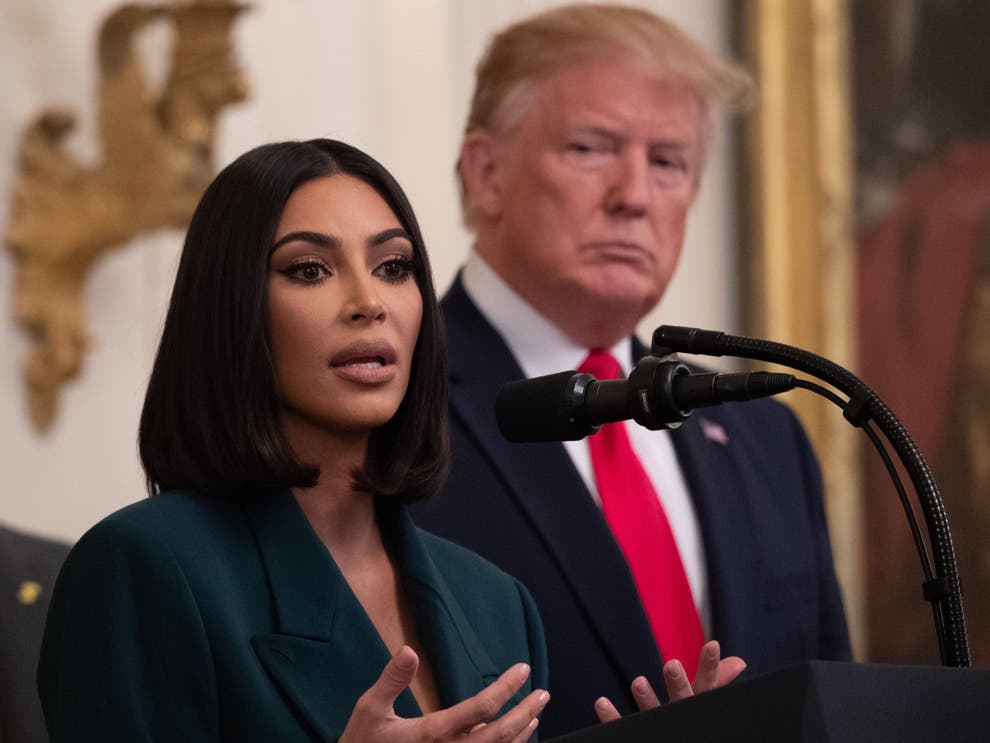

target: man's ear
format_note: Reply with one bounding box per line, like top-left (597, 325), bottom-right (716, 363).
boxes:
top-left (458, 131), bottom-right (503, 220)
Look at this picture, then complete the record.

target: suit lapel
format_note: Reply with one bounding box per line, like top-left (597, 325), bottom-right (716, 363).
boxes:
top-left (378, 501), bottom-right (501, 707)
top-left (443, 278), bottom-right (663, 683)
top-left (244, 490), bottom-right (420, 740)
top-left (668, 412), bottom-right (763, 650)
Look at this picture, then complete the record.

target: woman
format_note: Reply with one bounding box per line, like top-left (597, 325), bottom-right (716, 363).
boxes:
top-left (38, 140), bottom-right (549, 742)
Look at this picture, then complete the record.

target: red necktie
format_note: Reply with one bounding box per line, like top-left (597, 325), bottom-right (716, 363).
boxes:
top-left (579, 349), bottom-right (704, 679)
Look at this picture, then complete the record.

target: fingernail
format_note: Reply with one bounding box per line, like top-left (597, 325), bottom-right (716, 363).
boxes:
top-left (668, 660), bottom-right (683, 679)
top-left (631, 676), bottom-right (649, 696)
top-left (537, 690), bottom-right (549, 704)
top-left (706, 642), bottom-right (719, 659)
top-left (529, 718), bottom-right (539, 730)
top-left (594, 697), bottom-right (609, 711)
top-left (516, 663), bottom-right (531, 681)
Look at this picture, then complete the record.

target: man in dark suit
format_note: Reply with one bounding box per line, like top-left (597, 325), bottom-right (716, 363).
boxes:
top-left (0, 523), bottom-right (69, 743)
top-left (412, 4), bottom-right (850, 738)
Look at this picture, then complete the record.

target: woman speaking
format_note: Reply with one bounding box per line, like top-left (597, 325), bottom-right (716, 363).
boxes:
top-left (38, 139), bottom-right (549, 742)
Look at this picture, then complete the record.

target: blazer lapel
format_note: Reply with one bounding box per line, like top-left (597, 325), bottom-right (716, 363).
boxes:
top-left (378, 501), bottom-right (502, 708)
top-left (443, 278), bottom-right (663, 684)
top-left (668, 412), bottom-right (763, 650)
top-left (244, 491), bottom-right (420, 741)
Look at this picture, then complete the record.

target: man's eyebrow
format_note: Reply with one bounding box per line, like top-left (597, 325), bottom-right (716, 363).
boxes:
top-left (573, 125), bottom-right (624, 141)
top-left (574, 125), bottom-right (695, 150)
top-left (270, 231), bottom-right (339, 254)
top-left (649, 139), bottom-right (693, 150)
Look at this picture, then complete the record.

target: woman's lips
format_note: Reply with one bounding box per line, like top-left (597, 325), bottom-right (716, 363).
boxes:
top-left (330, 342), bottom-right (397, 383)
top-left (340, 356), bottom-right (386, 369)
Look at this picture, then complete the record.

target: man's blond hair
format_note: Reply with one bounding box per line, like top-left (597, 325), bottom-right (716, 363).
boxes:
top-left (458, 4), bottom-right (754, 222)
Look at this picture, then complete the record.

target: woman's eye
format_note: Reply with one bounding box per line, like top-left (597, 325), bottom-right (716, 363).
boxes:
top-left (375, 256), bottom-right (414, 284)
top-left (282, 260), bottom-right (330, 284)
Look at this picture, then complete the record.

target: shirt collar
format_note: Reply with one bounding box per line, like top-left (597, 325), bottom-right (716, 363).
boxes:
top-left (462, 250), bottom-right (632, 379)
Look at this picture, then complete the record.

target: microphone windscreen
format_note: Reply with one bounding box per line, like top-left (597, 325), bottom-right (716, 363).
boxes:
top-left (495, 371), bottom-right (595, 442)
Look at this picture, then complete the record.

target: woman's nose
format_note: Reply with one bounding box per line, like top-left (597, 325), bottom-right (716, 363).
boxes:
top-left (342, 276), bottom-right (386, 323)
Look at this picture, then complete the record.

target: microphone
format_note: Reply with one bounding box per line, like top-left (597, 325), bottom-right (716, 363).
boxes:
top-left (495, 356), bottom-right (795, 443)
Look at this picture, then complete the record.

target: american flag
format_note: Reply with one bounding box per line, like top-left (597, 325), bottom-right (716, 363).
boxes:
top-left (699, 417), bottom-right (729, 446)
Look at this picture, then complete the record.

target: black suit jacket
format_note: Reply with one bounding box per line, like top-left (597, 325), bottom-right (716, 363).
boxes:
top-left (412, 276), bottom-right (850, 738)
top-left (0, 524), bottom-right (70, 743)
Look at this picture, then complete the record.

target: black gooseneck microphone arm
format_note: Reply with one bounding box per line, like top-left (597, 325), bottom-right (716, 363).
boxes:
top-left (652, 325), bottom-right (971, 668)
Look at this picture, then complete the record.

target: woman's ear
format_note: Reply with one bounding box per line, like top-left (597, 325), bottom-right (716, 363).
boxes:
top-left (458, 131), bottom-right (503, 221)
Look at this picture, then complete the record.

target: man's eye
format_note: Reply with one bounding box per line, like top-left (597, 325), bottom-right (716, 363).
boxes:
top-left (564, 140), bottom-right (615, 167)
top-left (567, 140), bottom-right (610, 155)
top-left (652, 156), bottom-right (685, 170)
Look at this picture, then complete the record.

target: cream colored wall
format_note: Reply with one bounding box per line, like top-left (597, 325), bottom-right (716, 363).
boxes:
top-left (0, 0), bottom-right (736, 543)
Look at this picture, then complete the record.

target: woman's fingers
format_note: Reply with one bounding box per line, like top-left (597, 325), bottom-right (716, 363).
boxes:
top-left (509, 716), bottom-right (540, 743)
top-left (630, 675), bottom-right (661, 711)
top-left (440, 662), bottom-right (531, 731)
top-left (693, 640), bottom-right (747, 692)
top-left (593, 643), bottom-right (750, 728)
top-left (662, 659), bottom-right (694, 703)
top-left (715, 655), bottom-right (747, 687)
top-left (339, 646), bottom-right (421, 742)
top-left (428, 662), bottom-right (548, 740)
top-left (355, 645), bottom-right (420, 717)
top-left (342, 654), bottom-right (547, 743)
top-left (595, 674), bottom-right (664, 724)
top-left (692, 640), bottom-right (721, 693)
top-left (594, 695), bottom-right (622, 724)
top-left (475, 688), bottom-right (548, 742)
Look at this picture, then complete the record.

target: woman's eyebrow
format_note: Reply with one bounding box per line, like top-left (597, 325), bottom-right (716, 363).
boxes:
top-left (270, 230), bottom-right (339, 254)
top-left (369, 227), bottom-right (412, 247)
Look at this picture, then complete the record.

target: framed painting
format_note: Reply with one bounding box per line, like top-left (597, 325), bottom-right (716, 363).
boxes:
top-left (739, 0), bottom-right (989, 665)
top-left (737, 0), bottom-right (864, 657)
top-left (851, 0), bottom-right (990, 665)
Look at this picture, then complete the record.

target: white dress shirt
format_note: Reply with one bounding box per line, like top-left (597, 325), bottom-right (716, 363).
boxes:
top-left (461, 251), bottom-right (712, 636)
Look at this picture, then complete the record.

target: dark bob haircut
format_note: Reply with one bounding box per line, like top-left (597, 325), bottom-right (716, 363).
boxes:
top-left (139, 139), bottom-right (449, 502)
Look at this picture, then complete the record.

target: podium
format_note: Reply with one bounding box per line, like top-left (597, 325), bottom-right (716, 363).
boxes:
top-left (545, 661), bottom-right (990, 742)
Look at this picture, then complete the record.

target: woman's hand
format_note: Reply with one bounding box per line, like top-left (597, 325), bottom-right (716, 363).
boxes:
top-left (593, 640), bottom-right (746, 723)
top-left (340, 646), bottom-right (550, 742)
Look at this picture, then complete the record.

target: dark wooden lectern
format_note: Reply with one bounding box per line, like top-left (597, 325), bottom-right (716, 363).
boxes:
top-left (547, 661), bottom-right (990, 742)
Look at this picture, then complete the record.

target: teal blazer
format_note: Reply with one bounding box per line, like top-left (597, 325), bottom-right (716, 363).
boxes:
top-left (38, 490), bottom-right (547, 741)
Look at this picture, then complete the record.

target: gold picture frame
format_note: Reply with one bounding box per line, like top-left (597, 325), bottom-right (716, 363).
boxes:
top-left (737, 0), bottom-right (865, 658)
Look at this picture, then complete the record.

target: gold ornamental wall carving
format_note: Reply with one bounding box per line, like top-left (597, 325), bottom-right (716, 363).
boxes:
top-left (4, 1), bottom-right (250, 432)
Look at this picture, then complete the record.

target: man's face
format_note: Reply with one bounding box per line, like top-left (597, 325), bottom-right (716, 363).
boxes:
top-left (475, 57), bottom-right (707, 346)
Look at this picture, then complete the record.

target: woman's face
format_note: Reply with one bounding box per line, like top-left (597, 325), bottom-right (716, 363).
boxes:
top-left (267, 174), bottom-right (423, 441)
